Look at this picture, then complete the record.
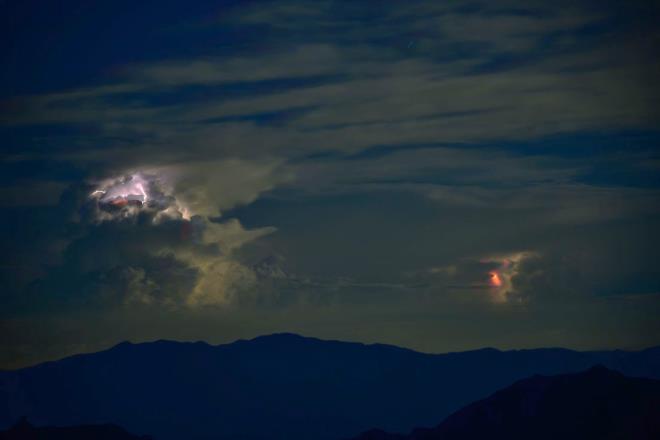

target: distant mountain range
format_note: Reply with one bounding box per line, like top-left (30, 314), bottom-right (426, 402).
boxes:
top-left (0, 417), bottom-right (152, 440)
top-left (349, 366), bottom-right (660, 440)
top-left (1, 333), bottom-right (658, 440)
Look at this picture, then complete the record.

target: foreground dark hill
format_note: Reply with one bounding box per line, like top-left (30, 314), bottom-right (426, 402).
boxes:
top-left (0, 417), bottom-right (152, 440)
top-left (351, 366), bottom-right (660, 440)
top-left (0, 334), bottom-right (659, 440)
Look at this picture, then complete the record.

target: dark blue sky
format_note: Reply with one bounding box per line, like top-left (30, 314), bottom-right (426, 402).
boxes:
top-left (1, 0), bottom-right (659, 368)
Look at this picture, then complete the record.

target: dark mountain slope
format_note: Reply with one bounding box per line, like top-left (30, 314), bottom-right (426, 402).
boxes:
top-left (0, 417), bottom-right (152, 440)
top-left (0, 334), bottom-right (658, 440)
top-left (350, 366), bottom-right (660, 440)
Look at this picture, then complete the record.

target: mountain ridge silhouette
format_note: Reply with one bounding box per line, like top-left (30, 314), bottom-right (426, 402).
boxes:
top-left (1, 333), bottom-right (659, 440)
top-left (348, 365), bottom-right (660, 440)
top-left (0, 416), bottom-right (152, 440)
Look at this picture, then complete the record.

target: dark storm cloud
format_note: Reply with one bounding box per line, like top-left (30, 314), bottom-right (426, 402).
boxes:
top-left (0, 175), bottom-right (275, 317)
top-left (1, 0), bottom-right (659, 368)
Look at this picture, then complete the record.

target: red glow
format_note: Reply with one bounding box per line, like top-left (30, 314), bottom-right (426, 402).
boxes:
top-left (489, 271), bottom-right (502, 287)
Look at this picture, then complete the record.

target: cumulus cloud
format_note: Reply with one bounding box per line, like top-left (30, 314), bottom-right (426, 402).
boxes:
top-left (88, 171), bottom-right (188, 223)
top-left (423, 251), bottom-right (539, 304)
top-left (8, 163), bottom-right (281, 310)
top-left (480, 251), bottom-right (540, 303)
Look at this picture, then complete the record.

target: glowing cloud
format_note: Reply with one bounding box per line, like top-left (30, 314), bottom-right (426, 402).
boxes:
top-left (482, 251), bottom-right (538, 303)
top-left (83, 168), bottom-right (278, 308)
top-left (489, 271), bottom-right (502, 287)
top-left (89, 171), bottom-right (190, 223)
top-left (92, 174), bottom-right (148, 203)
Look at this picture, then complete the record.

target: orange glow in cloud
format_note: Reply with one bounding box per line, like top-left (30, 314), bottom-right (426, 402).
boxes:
top-left (489, 271), bottom-right (502, 287)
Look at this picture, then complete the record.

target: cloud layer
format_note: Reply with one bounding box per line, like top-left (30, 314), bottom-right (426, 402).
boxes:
top-left (1, 0), bottom-right (659, 368)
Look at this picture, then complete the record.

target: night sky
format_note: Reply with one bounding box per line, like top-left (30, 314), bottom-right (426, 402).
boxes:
top-left (1, 0), bottom-right (659, 369)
